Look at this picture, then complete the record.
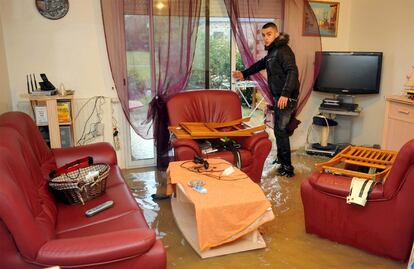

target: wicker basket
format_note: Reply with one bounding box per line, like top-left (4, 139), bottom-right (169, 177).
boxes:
top-left (49, 164), bottom-right (110, 205)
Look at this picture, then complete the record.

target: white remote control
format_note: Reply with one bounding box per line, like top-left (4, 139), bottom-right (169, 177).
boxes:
top-left (85, 201), bottom-right (114, 217)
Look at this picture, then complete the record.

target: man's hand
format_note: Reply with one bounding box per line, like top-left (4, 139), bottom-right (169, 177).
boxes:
top-left (232, 71), bottom-right (244, 80)
top-left (277, 96), bottom-right (289, 109)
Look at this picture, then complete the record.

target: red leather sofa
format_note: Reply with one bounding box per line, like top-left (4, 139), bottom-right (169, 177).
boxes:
top-left (167, 90), bottom-right (272, 183)
top-left (0, 112), bottom-right (166, 269)
top-left (301, 139), bottom-right (414, 261)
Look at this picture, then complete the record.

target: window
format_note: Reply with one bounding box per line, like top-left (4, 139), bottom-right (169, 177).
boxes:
top-left (122, 0), bottom-right (281, 167)
top-left (188, 0), bottom-right (231, 90)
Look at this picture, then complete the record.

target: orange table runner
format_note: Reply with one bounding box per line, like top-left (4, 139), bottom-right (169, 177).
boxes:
top-left (167, 159), bottom-right (273, 251)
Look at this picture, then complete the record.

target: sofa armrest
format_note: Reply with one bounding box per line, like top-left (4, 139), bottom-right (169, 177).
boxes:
top-left (37, 228), bottom-right (155, 267)
top-left (234, 132), bottom-right (269, 151)
top-left (52, 142), bottom-right (117, 167)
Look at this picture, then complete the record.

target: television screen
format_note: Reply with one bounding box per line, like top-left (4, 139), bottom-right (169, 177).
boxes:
top-left (314, 51), bottom-right (383, 94)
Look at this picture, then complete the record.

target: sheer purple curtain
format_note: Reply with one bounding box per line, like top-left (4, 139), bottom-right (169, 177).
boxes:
top-left (224, 0), bottom-right (321, 133)
top-left (224, 0), bottom-right (282, 106)
top-left (101, 0), bottom-right (202, 167)
top-left (101, 0), bottom-right (129, 129)
top-left (101, 0), bottom-right (153, 143)
top-left (147, 0), bottom-right (202, 166)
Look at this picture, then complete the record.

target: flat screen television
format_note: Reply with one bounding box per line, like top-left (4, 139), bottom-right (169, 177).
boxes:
top-left (314, 51), bottom-right (383, 94)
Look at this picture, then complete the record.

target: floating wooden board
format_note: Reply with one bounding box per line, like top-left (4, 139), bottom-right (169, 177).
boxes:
top-left (169, 117), bottom-right (266, 139)
top-left (316, 145), bottom-right (398, 181)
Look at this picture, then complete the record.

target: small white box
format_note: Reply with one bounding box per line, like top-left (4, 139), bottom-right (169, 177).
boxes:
top-left (222, 166), bottom-right (235, 176)
top-left (34, 106), bottom-right (48, 125)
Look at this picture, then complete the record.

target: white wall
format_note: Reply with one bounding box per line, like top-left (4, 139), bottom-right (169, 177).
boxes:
top-left (320, 0), bottom-right (352, 51)
top-left (0, 0), bottom-right (128, 166)
top-left (0, 0), bottom-right (116, 102)
top-left (347, 0), bottom-right (414, 146)
top-left (0, 6), bottom-right (11, 113)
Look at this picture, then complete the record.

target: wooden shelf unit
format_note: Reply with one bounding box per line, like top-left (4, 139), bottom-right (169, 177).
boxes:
top-left (29, 95), bottom-right (75, 148)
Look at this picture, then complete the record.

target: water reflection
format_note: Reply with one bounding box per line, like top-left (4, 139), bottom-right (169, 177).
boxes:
top-left (125, 170), bottom-right (160, 227)
top-left (123, 151), bottom-right (406, 269)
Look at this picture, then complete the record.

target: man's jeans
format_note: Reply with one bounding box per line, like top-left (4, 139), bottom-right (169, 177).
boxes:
top-left (274, 98), bottom-right (296, 167)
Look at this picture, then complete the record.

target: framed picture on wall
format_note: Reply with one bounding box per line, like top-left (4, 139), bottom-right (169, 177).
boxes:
top-left (303, 1), bottom-right (340, 37)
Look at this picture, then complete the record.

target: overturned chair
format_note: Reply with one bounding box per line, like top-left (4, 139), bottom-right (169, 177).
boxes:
top-left (167, 90), bottom-right (272, 183)
top-left (300, 139), bottom-right (414, 261)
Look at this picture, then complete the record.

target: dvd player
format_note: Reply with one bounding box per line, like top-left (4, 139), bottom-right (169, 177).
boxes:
top-left (320, 102), bottom-right (359, 111)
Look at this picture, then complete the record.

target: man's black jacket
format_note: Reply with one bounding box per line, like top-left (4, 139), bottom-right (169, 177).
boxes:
top-left (241, 33), bottom-right (299, 100)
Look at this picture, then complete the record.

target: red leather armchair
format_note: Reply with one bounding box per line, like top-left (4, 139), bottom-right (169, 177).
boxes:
top-left (0, 112), bottom-right (166, 269)
top-left (167, 90), bottom-right (272, 183)
top-left (301, 139), bottom-right (414, 261)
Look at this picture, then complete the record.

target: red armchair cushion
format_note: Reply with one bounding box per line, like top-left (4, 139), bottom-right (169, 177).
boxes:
top-left (37, 229), bottom-right (155, 266)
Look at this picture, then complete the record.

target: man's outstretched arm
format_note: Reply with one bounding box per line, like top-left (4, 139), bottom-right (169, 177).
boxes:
top-left (240, 58), bottom-right (266, 79)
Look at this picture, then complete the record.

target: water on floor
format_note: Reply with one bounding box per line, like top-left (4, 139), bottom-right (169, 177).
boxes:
top-left (123, 151), bottom-right (407, 269)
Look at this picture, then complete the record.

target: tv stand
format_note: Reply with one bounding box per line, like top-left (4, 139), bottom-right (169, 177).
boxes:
top-left (306, 95), bottom-right (361, 156)
top-left (319, 94), bottom-right (360, 112)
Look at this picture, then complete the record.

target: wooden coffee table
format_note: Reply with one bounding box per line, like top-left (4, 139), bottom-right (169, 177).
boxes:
top-left (167, 159), bottom-right (274, 258)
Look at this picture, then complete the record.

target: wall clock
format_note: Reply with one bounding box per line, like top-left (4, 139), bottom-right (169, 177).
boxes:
top-left (35, 0), bottom-right (69, 20)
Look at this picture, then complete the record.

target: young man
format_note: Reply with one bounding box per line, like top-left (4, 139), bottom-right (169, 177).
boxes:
top-left (232, 22), bottom-right (299, 177)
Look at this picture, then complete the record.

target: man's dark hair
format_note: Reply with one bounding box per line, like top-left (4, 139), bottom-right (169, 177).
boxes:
top-left (262, 22), bottom-right (278, 31)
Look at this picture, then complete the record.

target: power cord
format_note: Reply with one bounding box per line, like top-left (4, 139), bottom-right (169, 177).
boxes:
top-left (179, 159), bottom-right (248, 181)
top-left (76, 96), bottom-right (106, 145)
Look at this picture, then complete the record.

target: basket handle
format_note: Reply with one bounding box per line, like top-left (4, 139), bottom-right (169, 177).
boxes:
top-left (49, 156), bottom-right (93, 178)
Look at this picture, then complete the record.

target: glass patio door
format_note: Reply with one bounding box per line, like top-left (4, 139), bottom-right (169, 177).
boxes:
top-left (124, 1), bottom-right (156, 168)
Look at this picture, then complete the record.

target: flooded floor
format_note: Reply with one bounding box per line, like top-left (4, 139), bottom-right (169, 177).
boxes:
top-left (123, 151), bottom-right (407, 269)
